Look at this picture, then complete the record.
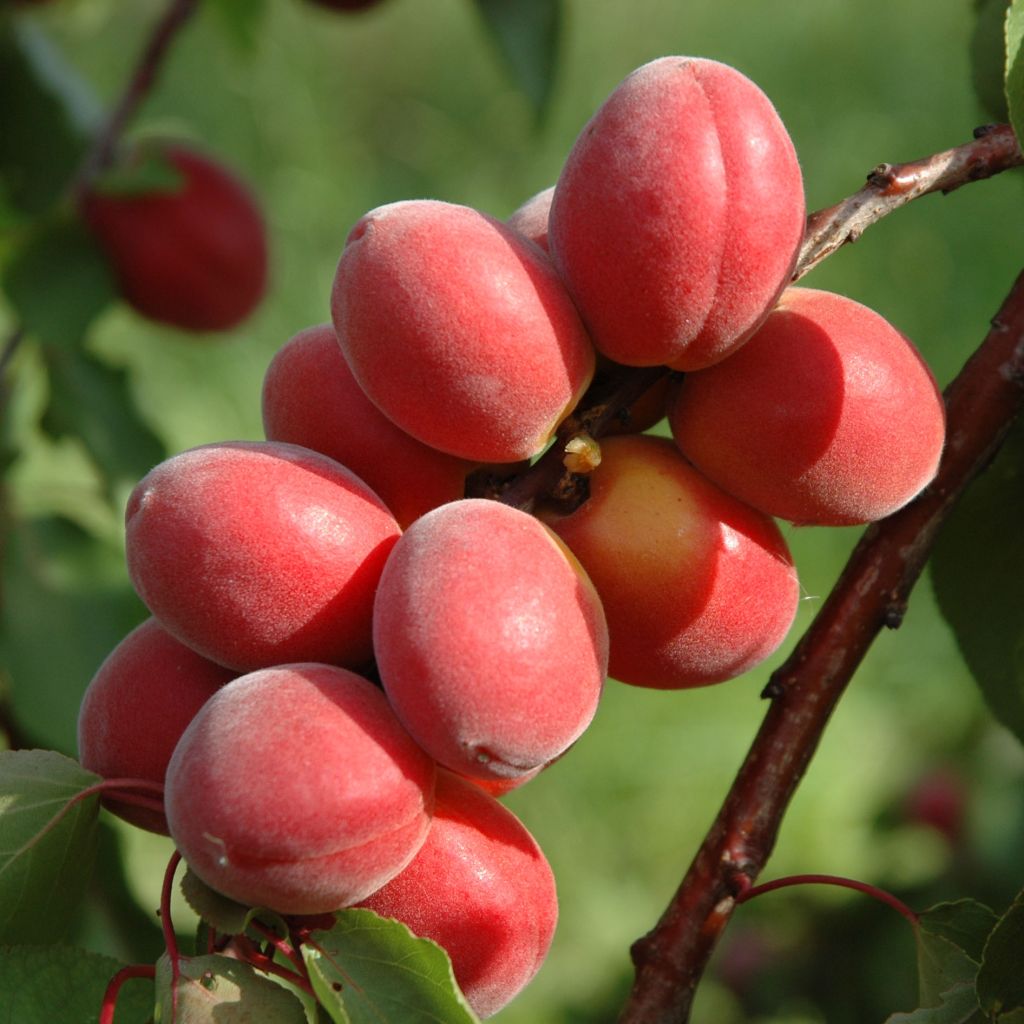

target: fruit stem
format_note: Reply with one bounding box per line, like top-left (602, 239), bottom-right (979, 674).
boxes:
top-left (74, 0), bottom-right (201, 190)
top-left (160, 849), bottom-right (183, 1022)
top-left (732, 872), bottom-right (919, 928)
top-left (251, 919), bottom-right (310, 979)
top-left (98, 963), bottom-right (156, 1024)
top-left (230, 934), bottom-right (317, 997)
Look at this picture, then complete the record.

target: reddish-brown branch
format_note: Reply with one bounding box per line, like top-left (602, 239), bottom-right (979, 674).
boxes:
top-left (795, 124), bottom-right (1023, 280)
top-left (617, 267), bottom-right (1024, 1023)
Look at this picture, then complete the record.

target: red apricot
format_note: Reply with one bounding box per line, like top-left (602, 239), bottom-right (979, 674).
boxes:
top-left (125, 440), bottom-right (400, 672)
top-left (165, 663), bottom-right (436, 914)
top-left (261, 323), bottom-right (472, 528)
top-left (507, 185), bottom-right (554, 252)
top-left (543, 435), bottom-right (799, 688)
top-left (668, 287), bottom-right (946, 525)
top-left (359, 771), bottom-right (557, 1019)
top-left (549, 56), bottom-right (805, 370)
top-left (373, 498), bottom-right (608, 782)
top-left (76, 617), bottom-right (235, 834)
top-left (80, 141), bottom-right (267, 333)
top-left (331, 199), bottom-right (595, 462)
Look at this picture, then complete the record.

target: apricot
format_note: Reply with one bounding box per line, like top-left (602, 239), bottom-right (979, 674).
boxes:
top-left (668, 287), bottom-right (946, 525)
top-left (76, 617), bottom-right (235, 834)
top-left (80, 141), bottom-right (267, 333)
top-left (125, 440), bottom-right (400, 672)
top-left (359, 771), bottom-right (557, 1019)
top-left (507, 185), bottom-right (554, 252)
top-left (543, 435), bottom-right (799, 688)
top-left (331, 199), bottom-right (595, 462)
top-left (165, 663), bottom-right (436, 914)
top-left (548, 56), bottom-right (805, 370)
top-left (261, 324), bottom-right (472, 528)
top-left (373, 498), bottom-right (608, 782)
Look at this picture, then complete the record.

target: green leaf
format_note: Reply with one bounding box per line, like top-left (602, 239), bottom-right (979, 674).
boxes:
top-left (915, 928), bottom-right (980, 1010)
top-left (0, 944), bottom-right (153, 1024)
top-left (2, 215), bottom-right (117, 347)
top-left (919, 900), bottom-right (1000, 964)
top-left (68, 819), bottom-right (166, 964)
top-left (40, 346), bottom-right (167, 491)
top-left (976, 887), bottom-right (1024, 1016)
top-left (301, 908), bottom-right (481, 1024)
top-left (474, 0), bottom-right (562, 120)
top-left (155, 952), bottom-right (308, 1023)
top-left (0, 516), bottom-right (148, 755)
top-left (883, 982), bottom-right (984, 1024)
top-left (180, 868), bottom-right (252, 937)
top-left (0, 20), bottom-right (99, 217)
top-left (90, 145), bottom-right (184, 198)
top-left (0, 749), bottom-right (101, 943)
top-left (972, 0), bottom-right (1011, 122)
top-left (207, 0), bottom-right (270, 53)
top-left (1008, 0), bottom-right (1024, 144)
top-left (179, 867), bottom-right (291, 947)
top-left (931, 417), bottom-right (1024, 746)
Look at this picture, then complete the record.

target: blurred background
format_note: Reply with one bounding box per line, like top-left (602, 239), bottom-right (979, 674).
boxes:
top-left (2, 1), bottom-right (1022, 1021)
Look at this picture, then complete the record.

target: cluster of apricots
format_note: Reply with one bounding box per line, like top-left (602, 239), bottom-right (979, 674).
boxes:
top-left (76, 57), bottom-right (946, 1017)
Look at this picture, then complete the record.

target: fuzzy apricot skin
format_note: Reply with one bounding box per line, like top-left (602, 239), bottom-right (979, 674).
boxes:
top-left (125, 440), bottom-right (401, 672)
top-left (669, 287), bottom-right (947, 526)
top-left (507, 185), bottom-right (554, 252)
top-left (331, 199), bottom-right (595, 463)
top-left (165, 664), bottom-right (436, 915)
top-left (549, 56), bottom-right (805, 370)
top-left (80, 143), bottom-right (267, 333)
top-left (261, 323), bottom-right (472, 528)
top-left (373, 499), bottom-right (608, 782)
top-left (359, 771), bottom-right (557, 1019)
top-left (76, 617), bottom-right (235, 834)
top-left (543, 435), bottom-right (799, 689)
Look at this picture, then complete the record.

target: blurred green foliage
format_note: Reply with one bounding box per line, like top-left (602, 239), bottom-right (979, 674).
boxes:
top-left (1, 1), bottom-right (1023, 1022)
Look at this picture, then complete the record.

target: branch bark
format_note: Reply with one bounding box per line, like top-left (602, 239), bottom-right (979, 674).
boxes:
top-left (617, 265), bottom-right (1024, 1022)
top-left (796, 124), bottom-right (1022, 279)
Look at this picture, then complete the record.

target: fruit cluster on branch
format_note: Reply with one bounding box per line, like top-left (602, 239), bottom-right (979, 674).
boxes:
top-left (76, 54), bottom-right (980, 1020)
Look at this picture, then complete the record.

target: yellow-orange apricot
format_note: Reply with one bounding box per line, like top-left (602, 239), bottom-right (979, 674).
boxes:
top-left (543, 435), bottom-right (799, 688)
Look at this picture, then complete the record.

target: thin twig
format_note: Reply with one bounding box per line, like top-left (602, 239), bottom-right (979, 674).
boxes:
top-left (795, 124), bottom-right (1022, 280)
top-left (73, 0), bottom-right (201, 192)
top-left (618, 266), bottom-right (1024, 1023)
